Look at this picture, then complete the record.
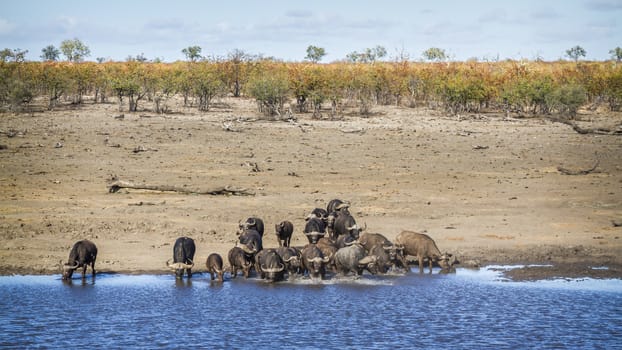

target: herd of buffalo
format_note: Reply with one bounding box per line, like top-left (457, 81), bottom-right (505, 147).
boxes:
top-left (61, 199), bottom-right (458, 282)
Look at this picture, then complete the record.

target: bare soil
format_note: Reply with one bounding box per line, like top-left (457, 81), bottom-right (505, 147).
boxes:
top-left (1, 97), bottom-right (621, 281)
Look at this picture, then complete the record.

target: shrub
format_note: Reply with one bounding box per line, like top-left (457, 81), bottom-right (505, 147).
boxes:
top-left (604, 68), bottom-right (622, 111)
top-left (247, 71), bottom-right (290, 117)
top-left (546, 84), bottom-right (587, 117)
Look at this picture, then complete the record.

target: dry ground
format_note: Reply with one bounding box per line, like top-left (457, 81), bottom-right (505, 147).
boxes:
top-left (1, 97), bottom-right (621, 280)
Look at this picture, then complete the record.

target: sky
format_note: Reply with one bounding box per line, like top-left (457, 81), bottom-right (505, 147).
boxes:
top-left (1, 0), bottom-right (621, 62)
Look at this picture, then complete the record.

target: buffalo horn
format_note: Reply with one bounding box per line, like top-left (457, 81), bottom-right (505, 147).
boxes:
top-left (63, 261), bottom-right (80, 271)
top-left (238, 244), bottom-right (257, 254)
top-left (284, 256), bottom-right (298, 263)
top-left (260, 264), bottom-right (285, 273)
top-left (166, 259), bottom-right (194, 270)
top-left (358, 255), bottom-right (377, 265)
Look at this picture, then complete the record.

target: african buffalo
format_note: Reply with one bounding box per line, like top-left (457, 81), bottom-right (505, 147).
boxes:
top-left (333, 212), bottom-right (364, 241)
top-left (303, 217), bottom-right (326, 244)
top-left (238, 228), bottom-right (263, 261)
top-left (307, 208), bottom-right (328, 223)
top-left (358, 232), bottom-right (392, 252)
top-left (326, 199), bottom-right (345, 214)
top-left (334, 242), bottom-right (378, 276)
top-left (228, 246), bottom-right (252, 278)
top-left (275, 220), bottom-right (294, 247)
top-left (301, 244), bottom-right (330, 280)
top-left (255, 248), bottom-right (286, 282)
top-left (359, 232), bottom-right (408, 271)
top-left (61, 240), bottom-right (97, 280)
top-left (167, 236), bottom-right (195, 278)
top-left (315, 237), bottom-right (338, 273)
top-left (395, 230), bottom-right (455, 273)
top-left (276, 246), bottom-right (302, 278)
top-left (365, 244), bottom-right (408, 274)
top-left (206, 253), bottom-right (225, 282)
top-left (326, 199), bottom-right (348, 239)
top-left (239, 217), bottom-right (264, 237)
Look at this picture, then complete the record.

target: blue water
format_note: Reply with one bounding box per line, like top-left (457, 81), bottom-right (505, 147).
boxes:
top-left (0, 267), bottom-right (621, 349)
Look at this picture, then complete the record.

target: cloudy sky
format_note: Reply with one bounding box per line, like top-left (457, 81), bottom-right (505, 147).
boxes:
top-left (1, 0), bottom-right (621, 62)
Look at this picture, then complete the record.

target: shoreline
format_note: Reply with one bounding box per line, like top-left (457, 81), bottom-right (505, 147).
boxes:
top-left (2, 247), bottom-right (620, 281)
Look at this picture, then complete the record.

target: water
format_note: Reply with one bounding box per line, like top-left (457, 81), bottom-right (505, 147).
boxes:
top-left (1, 267), bottom-right (621, 349)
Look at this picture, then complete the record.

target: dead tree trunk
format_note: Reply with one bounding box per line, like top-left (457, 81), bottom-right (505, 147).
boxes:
top-left (107, 180), bottom-right (255, 196)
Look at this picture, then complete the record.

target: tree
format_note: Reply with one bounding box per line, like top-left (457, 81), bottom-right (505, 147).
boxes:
top-left (422, 47), bottom-right (447, 62)
top-left (60, 38), bottom-right (90, 62)
top-left (565, 45), bottom-right (586, 62)
top-left (0, 48), bottom-right (28, 62)
top-left (40, 45), bottom-right (60, 61)
top-left (345, 45), bottom-right (387, 63)
top-left (226, 49), bottom-right (254, 97)
top-left (305, 45), bottom-right (326, 63)
top-left (182, 46), bottom-right (202, 62)
top-left (609, 47), bottom-right (622, 62)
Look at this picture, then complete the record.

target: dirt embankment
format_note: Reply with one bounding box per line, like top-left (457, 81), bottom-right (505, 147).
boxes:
top-left (1, 97), bottom-right (621, 280)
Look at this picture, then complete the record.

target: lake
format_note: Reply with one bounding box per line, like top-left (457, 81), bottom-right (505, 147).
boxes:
top-left (1, 266), bottom-right (620, 349)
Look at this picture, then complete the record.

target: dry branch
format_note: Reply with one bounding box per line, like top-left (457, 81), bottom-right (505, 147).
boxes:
top-left (557, 159), bottom-right (600, 175)
top-left (549, 117), bottom-right (622, 135)
top-left (108, 180), bottom-right (255, 196)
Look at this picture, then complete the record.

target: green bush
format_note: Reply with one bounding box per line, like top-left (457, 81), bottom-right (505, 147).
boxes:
top-left (546, 84), bottom-right (587, 117)
top-left (247, 72), bottom-right (290, 117)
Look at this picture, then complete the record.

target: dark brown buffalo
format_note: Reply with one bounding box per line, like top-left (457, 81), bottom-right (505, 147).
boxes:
top-left (303, 217), bottom-right (326, 244)
top-left (239, 217), bottom-right (265, 237)
top-left (275, 246), bottom-right (302, 278)
top-left (228, 246), bottom-right (252, 278)
top-left (166, 237), bottom-right (196, 279)
top-left (301, 244), bottom-right (330, 280)
top-left (359, 232), bottom-right (408, 272)
top-left (255, 248), bottom-right (285, 282)
top-left (333, 212), bottom-right (364, 241)
top-left (206, 253), bottom-right (225, 282)
top-left (316, 237), bottom-right (338, 273)
top-left (275, 220), bottom-right (294, 247)
top-left (238, 228), bottom-right (263, 265)
top-left (395, 230), bottom-right (455, 273)
top-left (358, 232), bottom-right (392, 252)
top-left (61, 240), bottom-right (97, 280)
top-left (326, 199), bottom-right (345, 215)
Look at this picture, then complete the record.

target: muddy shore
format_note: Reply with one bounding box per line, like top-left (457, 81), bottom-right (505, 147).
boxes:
top-left (1, 97), bottom-right (621, 281)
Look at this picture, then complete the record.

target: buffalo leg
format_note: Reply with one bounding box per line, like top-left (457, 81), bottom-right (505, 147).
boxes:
top-left (91, 261), bottom-right (96, 277)
top-left (82, 265), bottom-right (87, 279)
top-left (186, 268), bottom-right (192, 278)
top-left (428, 259), bottom-right (434, 274)
top-left (418, 257), bottom-right (424, 274)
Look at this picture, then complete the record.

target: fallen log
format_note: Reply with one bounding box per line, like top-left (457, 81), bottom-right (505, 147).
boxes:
top-left (549, 117), bottom-right (622, 135)
top-left (557, 159), bottom-right (600, 175)
top-left (107, 180), bottom-right (255, 196)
